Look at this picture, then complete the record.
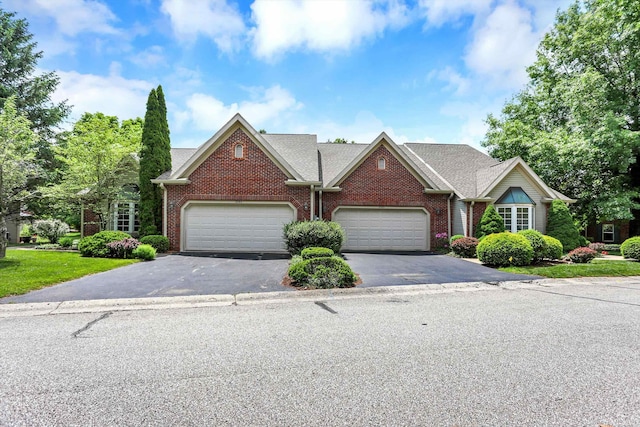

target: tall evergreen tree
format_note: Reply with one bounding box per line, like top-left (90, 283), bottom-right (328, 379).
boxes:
top-left (139, 85), bottom-right (171, 236)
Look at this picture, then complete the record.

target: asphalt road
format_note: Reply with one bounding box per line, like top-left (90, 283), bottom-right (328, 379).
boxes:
top-left (1, 278), bottom-right (640, 426)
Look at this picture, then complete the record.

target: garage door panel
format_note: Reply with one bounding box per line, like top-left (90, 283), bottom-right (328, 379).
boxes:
top-left (334, 208), bottom-right (429, 251)
top-left (184, 203), bottom-right (294, 252)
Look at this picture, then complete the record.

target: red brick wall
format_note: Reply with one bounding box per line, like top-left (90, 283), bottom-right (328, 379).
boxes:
top-left (164, 127), bottom-right (310, 251)
top-left (321, 144), bottom-right (449, 250)
top-left (470, 202), bottom-right (487, 236)
top-left (83, 208), bottom-right (101, 236)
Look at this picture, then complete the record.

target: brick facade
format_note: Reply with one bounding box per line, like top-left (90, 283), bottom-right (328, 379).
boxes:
top-left (164, 127), bottom-right (311, 251)
top-left (321, 144), bottom-right (450, 249)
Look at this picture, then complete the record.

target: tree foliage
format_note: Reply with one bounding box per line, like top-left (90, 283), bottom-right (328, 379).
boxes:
top-left (0, 96), bottom-right (38, 257)
top-left (482, 0), bottom-right (640, 229)
top-left (139, 85), bottom-right (171, 236)
top-left (51, 113), bottom-right (143, 232)
top-left (546, 199), bottom-right (582, 252)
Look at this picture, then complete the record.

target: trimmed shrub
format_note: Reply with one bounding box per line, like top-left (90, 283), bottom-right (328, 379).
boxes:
top-left (288, 256), bottom-right (356, 288)
top-left (59, 236), bottom-right (74, 248)
top-left (518, 229), bottom-right (547, 263)
top-left (34, 244), bottom-right (60, 250)
top-left (32, 219), bottom-right (70, 244)
top-left (567, 247), bottom-right (597, 263)
top-left (476, 232), bottom-right (533, 267)
top-left (78, 231), bottom-right (131, 257)
top-left (475, 205), bottom-right (506, 239)
top-left (546, 199), bottom-right (581, 251)
top-left (301, 247), bottom-right (335, 259)
top-left (450, 237), bottom-right (478, 258)
top-left (283, 221), bottom-right (345, 255)
top-left (603, 244), bottom-right (621, 252)
top-left (140, 235), bottom-right (170, 253)
top-left (621, 237), bottom-right (640, 260)
top-left (589, 242), bottom-right (606, 253)
top-left (542, 235), bottom-right (563, 260)
top-left (133, 244), bottom-right (156, 261)
top-left (106, 238), bottom-right (140, 258)
top-left (450, 234), bottom-right (464, 244)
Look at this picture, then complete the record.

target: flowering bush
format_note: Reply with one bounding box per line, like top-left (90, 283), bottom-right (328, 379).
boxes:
top-left (450, 237), bottom-right (478, 258)
top-left (589, 242), bottom-right (606, 253)
top-left (434, 232), bottom-right (449, 252)
top-left (106, 238), bottom-right (140, 259)
top-left (566, 247), bottom-right (597, 263)
top-left (33, 219), bottom-right (70, 244)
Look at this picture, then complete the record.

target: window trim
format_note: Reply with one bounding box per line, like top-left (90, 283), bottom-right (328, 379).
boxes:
top-left (377, 156), bottom-right (386, 170)
top-left (234, 143), bottom-right (244, 159)
top-left (602, 223), bottom-right (615, 243)
top-left (495, 204), bottom-right (534, 233)
top-left (113, 201), bottom-right (139, 234)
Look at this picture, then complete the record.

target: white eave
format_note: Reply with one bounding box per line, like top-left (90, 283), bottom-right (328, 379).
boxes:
top-left (151, 178), bottom-right (191, 185)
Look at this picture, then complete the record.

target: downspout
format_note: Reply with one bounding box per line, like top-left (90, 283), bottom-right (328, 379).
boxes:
top-left (447, 193), bottom-right (454, 238)
top-left (318, 190), bottom-right (323, 221)
top-left (310, 185), bottom-right (315, 221)
top-left (469, 201), bottom-right (475, 237)
top-left (160, 183), bottom-right (168, 237)
top-left (80, 202), bottom-right (85, 238)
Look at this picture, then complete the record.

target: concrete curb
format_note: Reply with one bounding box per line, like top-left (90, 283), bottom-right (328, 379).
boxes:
top-left (1, 277), bottom-right (638, 318)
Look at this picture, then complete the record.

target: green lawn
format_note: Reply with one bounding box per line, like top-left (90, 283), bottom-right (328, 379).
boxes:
top-left (0, 249), bottom-right (138, 298)
top-left (500, 259), bottom-right (640, 278)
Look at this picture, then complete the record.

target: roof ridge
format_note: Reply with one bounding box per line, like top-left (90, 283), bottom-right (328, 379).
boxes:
top-left (403, 145), bottom-right (459, 196)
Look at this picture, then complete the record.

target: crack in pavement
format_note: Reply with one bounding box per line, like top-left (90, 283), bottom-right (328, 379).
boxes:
top-left (526, 288), bottom-right (640, 307)
top-left (71, 311), bottom-right (112, 338)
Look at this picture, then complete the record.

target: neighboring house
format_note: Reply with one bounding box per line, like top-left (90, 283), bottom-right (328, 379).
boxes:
top-left (146, 114), bottom-right (574, 253)
top-left (585, 221), bottom-right (629, 245)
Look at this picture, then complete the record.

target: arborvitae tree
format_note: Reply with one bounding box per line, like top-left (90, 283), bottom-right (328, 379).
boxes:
top-left (139, 85), bottom-right (171, 236)
top-left (546, 199), bottom-right (582, 252)
top-left (476, 204), bottom-right (506, 239)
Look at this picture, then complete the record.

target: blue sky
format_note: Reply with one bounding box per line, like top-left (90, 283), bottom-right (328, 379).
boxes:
top-left (5, 0), bottom-right (571, 150)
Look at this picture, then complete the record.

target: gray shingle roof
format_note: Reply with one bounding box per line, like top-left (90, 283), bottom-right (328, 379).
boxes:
top-left (404, 143), bottom-right (499, 198)
top-left (475, 157), bottom-right (518, 197)
top-left (399, 146), bottom-right (451, 190)
top-left (156, 148), bottom-right (198, 180)
top-left (317, 143), bottom-right (369, 186)
top-left (261, 134), bottom-right (319, 181)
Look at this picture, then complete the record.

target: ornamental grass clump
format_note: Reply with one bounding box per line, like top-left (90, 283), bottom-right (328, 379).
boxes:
top-left (476, 232), bottom-right (533, 266)
top-left (450, 237), bottom-right (478, 258)
top-left (106, 238), bottom-right (140, 259)
top-left (621, 237), bottom-right (640, 260)
top-left (566, 247), bottom-right (597, 263)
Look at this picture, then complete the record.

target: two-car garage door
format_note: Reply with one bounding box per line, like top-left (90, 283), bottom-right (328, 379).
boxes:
top-left (182, 202), bottom-right (295, 252)
top-left (333, 207), bottom-right (430, 251)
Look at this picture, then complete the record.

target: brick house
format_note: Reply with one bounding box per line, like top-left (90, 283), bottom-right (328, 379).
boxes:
top-left (141, 114), bottom-right (574, 252)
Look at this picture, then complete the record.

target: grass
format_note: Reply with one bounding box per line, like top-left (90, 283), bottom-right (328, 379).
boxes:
top-left (500, 259), bottom-right (640, 278)
top-left (0, 249), bottom-right (138, 298)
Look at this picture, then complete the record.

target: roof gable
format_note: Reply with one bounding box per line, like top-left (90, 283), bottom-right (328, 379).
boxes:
top-left (478, 157), bottom-right (559, 200)
top-left (171, 114), bottom-right (304, 181)
top-left (324, 133), bottom-right (447, 191)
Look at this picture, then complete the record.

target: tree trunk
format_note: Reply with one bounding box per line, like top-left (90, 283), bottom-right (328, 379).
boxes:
top-left (0, 214), bottom-right (7, 259)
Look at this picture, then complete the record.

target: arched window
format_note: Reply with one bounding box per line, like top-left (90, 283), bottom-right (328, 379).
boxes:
top-left (234, 144), bottom-right (244, 159)
top-left (377, 157), bottom-right (386, 170)
top-left (495, 187), bottom-right (535, 232)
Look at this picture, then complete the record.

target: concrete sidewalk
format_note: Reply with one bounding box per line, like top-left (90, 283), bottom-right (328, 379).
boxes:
top-left (2, 276), bottom-right (638, 318)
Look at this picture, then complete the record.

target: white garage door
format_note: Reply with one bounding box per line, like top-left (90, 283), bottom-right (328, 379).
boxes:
top-left (183, 203), bottom-right (295, 252)
top-left (334, 208), bottom-right (429, 251)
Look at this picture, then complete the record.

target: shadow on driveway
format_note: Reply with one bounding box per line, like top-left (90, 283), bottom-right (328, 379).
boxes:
top-left (342, 252), bottom-right (540, 287)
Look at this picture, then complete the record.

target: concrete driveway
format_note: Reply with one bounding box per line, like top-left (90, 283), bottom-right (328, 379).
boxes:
top-left (343, 252), bottom-right (540, 286)
top-left (1, 254), bottom-right (293, 304)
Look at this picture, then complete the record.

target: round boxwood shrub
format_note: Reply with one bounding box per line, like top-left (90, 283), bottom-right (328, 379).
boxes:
top-left (301, 246), bottom-right (335, 259)
top-left (133, 244), bottom-right (156, 261)
top-left (288, 256), bottom-right (356, 288)
top-left (566, 247), bottom-right (597, 263)
top-left (476, 232), bottom-right (533, 267)
top-left (621, 236), bottom-right (640, 260)
top-left (518, 229), bottom-right (547, 263)
top-left (283, 221), bottom-right (345, 255)
top-left (449, 234), bottom-right (464, 245)
top-left (542, 235), bottom-right (563, 260)
top-left (78, 231), bottom-right (131, 257)
top-left (139, 235), bottom-right (170, 253)
top-left (450, 237), bottom-right (478, 258)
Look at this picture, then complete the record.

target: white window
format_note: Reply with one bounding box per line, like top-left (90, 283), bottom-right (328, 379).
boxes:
top-left (234, 144), bottom-right (243, 158)
top-left (602, 224), bottom-right (615, 242)
top-left (113, 202), bottom-right (139, 234)
top-left (377, 157), bottom-right (386, 170)
top-left (496, 205), bottom-right (533, 233)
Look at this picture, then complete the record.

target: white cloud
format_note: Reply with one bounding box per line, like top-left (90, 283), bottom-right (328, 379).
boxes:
top-left (129, 45), bottom-right (166, 68)
top-left (418, 0), bottom-right (492, 27)
top-left (161, 0), bottom-right (246, 52)
top-left (177, 85), bottom-right (303, 132)
top-left (52, 63), bottom-right (153, 124)
top-left (4, 0), bottom-right (119, 36)
top-left (464, 1), bottom-right (540, 88)
top-left (250, 0), bottom-right (411, 60)
top-left (429, 66), bottom-right (472, 96)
